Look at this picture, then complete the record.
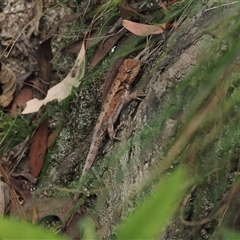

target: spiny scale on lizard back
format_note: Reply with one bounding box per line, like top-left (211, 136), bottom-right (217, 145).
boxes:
top-left (102, 59), bottom-right (141, 110)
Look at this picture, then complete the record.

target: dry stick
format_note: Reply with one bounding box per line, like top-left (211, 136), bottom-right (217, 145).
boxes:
top-left (204, 1), bottom-right (239, 12)
top-left (23, 82), bottom-right (47, 96)
top-left (83, 0), bottom-right (91, 16)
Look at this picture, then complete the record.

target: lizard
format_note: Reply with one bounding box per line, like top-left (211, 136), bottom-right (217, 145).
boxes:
top-left (80, 58), bottom-right (142, 179)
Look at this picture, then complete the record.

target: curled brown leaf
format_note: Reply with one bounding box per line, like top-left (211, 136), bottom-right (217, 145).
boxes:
top-left (122, 19), bottom-right (166, 36)
top-left (0, 62), bottom-right (16, 107)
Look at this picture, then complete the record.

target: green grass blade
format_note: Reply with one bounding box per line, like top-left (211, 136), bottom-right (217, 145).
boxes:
top-left (116, 167), bottom-right (188, 239)
top-left (0, 217), bottom-right (67, 240)
top-left (220, 228), bottom-right (240, 239)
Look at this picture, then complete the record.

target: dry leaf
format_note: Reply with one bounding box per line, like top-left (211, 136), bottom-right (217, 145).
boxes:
top-left (0, 62), bottom-right (16, 107)
top-left (37, 38), bottom-right (53, 96)
top-left (22, 34), bottom-right (87, 114)
top-left (9, 77), bottom-right (40, 118)
top-left (29, 119), bottom-right (48, 178)
top-left (122, 19), bottom-right (166, 36)
top-left (9, 37), bottom-right (52, 117)
top-left (9, 85), bottom-right (33, 118)
top-left (0, 155), bottom-right (27, 219)
top-left (9, 177), bottom-right (32, 202)
top-left (30, 0), bottom-right (42, 37)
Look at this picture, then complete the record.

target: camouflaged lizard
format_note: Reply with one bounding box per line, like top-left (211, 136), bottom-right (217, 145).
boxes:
top-left (80, 59), bottom-right (142, 178)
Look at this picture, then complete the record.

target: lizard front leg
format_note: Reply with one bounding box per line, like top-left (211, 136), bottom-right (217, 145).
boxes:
top-left (107, 90), bottom-right (146, 141)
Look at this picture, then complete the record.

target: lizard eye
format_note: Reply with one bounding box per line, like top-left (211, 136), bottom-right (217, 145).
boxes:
top-left (126, 69), bottom-right (132, 74)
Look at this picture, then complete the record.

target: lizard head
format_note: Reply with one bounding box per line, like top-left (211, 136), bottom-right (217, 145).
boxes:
top-left (119, 59), bottom-right (141, 85)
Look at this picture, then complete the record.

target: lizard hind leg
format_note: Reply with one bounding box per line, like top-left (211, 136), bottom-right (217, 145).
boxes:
top-left (107, 90), bottom-right (145, 142)
top-left (107, 117), bottom-right (121, 141)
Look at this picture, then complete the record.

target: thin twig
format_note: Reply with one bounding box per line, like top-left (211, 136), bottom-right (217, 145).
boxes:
top-left (204, 1), bottom-right (239, 12)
